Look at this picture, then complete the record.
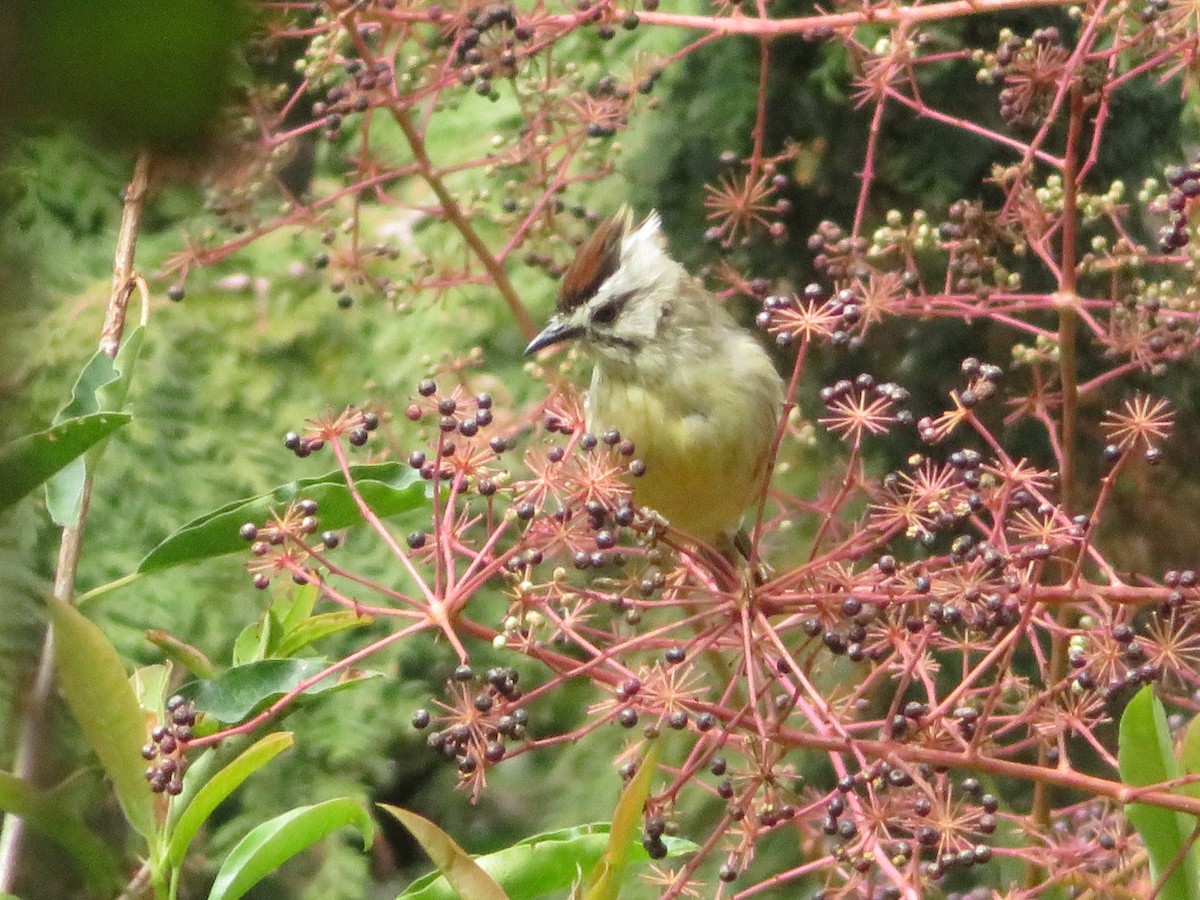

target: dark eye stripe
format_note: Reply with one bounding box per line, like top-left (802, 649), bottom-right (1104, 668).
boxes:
top-left (591, 289), bottom-right (636, 325)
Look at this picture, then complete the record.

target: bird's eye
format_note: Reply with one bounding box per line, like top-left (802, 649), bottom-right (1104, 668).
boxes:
top-left (591, 301), bottom-right (619, 325)
top-left (590, 290), bottom-right (635, 327)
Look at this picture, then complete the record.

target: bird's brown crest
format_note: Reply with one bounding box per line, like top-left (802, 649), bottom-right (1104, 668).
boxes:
top-left (557, 209), bottom-right (629, 313)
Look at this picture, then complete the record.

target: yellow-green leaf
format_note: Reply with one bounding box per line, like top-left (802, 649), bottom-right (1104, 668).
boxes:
top-left (380, 805), bottom-right (508, 900)
top-left (584, 741), bottom-right (661, 900)
top-left (167, 732), bottom-right (294, 867)
top-left (208, 797), bottom-right (374, 900)
top-left (1118, 686), bottom-right (1200, 900)
top-left (50, 598), bottom-right (157, 840)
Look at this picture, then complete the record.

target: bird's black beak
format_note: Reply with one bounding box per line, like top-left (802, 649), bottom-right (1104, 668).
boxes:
top-left (525, 318), bottom-right (583, 355)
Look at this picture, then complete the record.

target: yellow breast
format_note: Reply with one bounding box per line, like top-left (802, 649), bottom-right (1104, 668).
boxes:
top-left (587, 345), bottom-right (781, 542)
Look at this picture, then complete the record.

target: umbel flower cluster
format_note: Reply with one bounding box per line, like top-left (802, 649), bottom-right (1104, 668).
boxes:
top-left (200, 320), bottom-right (1197, 898)
top-left (154, 0), bottom-right (1200, 895)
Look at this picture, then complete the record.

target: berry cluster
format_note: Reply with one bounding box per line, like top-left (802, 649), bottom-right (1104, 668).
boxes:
top-left (799, 595), bottom-right (887, 664)
top-left (916, 356), bottom-right (1002, 443)
top-left (1159, 159), bottom-right (1200, 251)
top-left (701, 155), bottom-right (792, 247)
top-left (937, 201), bottom-right (1010, 297)
top-left (283, 406), bottom-right (379, 457)
top-left (809, 221), bottom-right (868, 280)
top-left (1066, 568), bottom-right (1198, 697)
top-left (1161, 567), bottom-right (1199, 612)
top-left (406, 379), bottom-right (497, 441)
top-left (605, 657), bottom-right (718, 736)
top-left (142, 695), bottom-right (197, 795)
top-left (1066, 618), bottom-right (1160, 695)
top-left (582, 74), bottom-right (632, 139)
top-left (758, 283), bottom-right (864, 349)
top-left (1101, 393), bottom-right (1175, 465)
top-left (313, 238), bottom-right (406, 310)
top-left (517, 203), bottom-right (602, 276)
top-left (443, 2), bottom-right (527, 99)
top-left (240, 498), bottom-right (338, 590)
top-left (993, 27), bottom-right (1069, 129)
top-left (312, 57), bottom-right (392, 140)
top-left (402, 380), bottom-right (516, 513)
top-left (818, 372), bottom-right (912, 442)
top-left (411, 666), bottom-right (527, 787)
top-left (815, 769), bottom-right (997, 890)
top-left (1111, 289), bottom-right (1196, 366)
top-left (511, 420), bottom-right (644, 534)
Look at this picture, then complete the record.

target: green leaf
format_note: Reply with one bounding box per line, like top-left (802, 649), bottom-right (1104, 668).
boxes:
top-left (146, 630), bottom-right (216, 679)
top-left (381, 805), bottom-right (507, 900)
top-left (1176, 714), bottom-right (1200, 869)
top-left (46, 330), bottom-right (145, 526)
top-left (49, 598), bottom-right (157, 840)
top-left (55, 348), bottom-right (118, 421)
top-left (277, 583), bottom-right (319, 637)
top-left (231, 616), bottom-right (272, 668)
top-left (177, 658), bottom-right (380, 724)
top-left (207, 797), bottom-right (374, 900)
top-left (585, 741), bottom-right (661, 900)
top-left (0, 413), bottom-right (131, 513)
top-left (394, 824), bottom-right (695, 900)
top-left (167, 732), bottom-right (294, 867)
top-left (1181, 715), bottom-right (1200, 803)
top-left (97, 324), bottom-right (146, 414)
top-left (131, 662), bottom-right (172, 715)
top-left (274, 611), bottom-right (374, 658)
top-left (54, 326), bottom-right (145, 418)
top-left (45, 456), bottom-right (87, 527)
top-left (1118, 686), bottom-right (1200, 900)
top-left (139, 463), bottom-right (425, 573)
top-left (163, 737), bottom-right (252, 833)
top-left (0, 770), bottom-right (120, 890)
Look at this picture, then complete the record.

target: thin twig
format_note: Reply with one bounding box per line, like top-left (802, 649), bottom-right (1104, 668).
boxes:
top-left (0, 151), bottom-right (152, 892)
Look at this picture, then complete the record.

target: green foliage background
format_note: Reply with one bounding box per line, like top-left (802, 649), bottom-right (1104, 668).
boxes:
top-left (0, 2), bottom-right (1196, 896)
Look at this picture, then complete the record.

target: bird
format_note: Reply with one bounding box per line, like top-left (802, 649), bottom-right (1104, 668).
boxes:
top-left (525, 207), bottom-right (784, 564)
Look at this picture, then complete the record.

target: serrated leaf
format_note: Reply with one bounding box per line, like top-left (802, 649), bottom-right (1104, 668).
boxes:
top-left (381, 805), bottom-right (507, 900)
top-left (0, 413), bottom-right (131, 513)
top-left (177, 658), bottom-right (380, 724)
top-left (49, 598), bottom-right (157, 840)
top-left (395, 823), bottom-right (696, 900)
top-left (0, 770), bottom-right (120, 890)
top-left (139, 463), bottom-right (425, 573)
top-left (1118, 686), bottom-right (1200, 900)
top-left (585, 741), bottom-right (661, 900)
top-left (207, 797), bottom-right (374, 900)
top-left (167, 732), bottom-right (294, 867)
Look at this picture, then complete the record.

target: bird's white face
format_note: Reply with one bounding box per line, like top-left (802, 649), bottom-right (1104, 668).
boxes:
top-left (525, 206), bottom-right (786, 544)
top-left (525, 210), bottom-right (682, 370)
